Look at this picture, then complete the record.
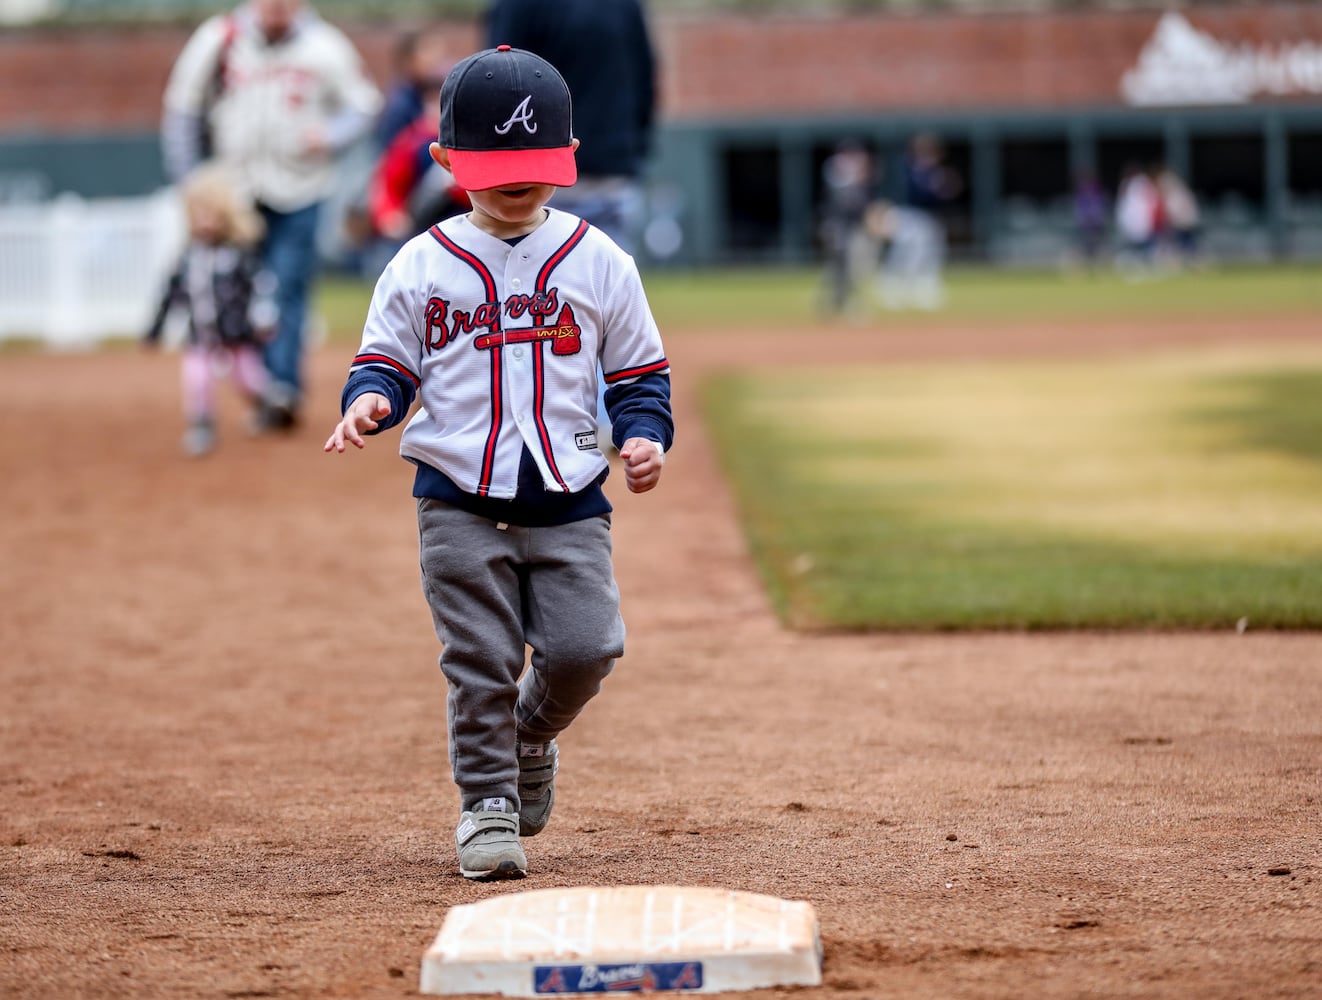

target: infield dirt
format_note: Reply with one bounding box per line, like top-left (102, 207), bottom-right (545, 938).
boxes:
top-left (2, 313), bottom-right (1319, 999)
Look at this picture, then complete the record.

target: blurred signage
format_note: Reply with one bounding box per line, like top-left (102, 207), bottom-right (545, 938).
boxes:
top-left (1122, 12), bottom-right (1322, 106)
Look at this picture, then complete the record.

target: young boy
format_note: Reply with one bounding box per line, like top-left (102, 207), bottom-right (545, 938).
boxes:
top-left (324, 46), bottom-right (672, 881)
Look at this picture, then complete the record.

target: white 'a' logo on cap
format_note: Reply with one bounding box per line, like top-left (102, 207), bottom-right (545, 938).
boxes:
top-left (495, 95), bottom-right (538, 135)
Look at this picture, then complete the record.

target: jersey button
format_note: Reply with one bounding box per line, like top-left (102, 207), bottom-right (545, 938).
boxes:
top-left (513, 347), bottom-right (525, 359)
top-left (511, 278), bottom-right (523, 289)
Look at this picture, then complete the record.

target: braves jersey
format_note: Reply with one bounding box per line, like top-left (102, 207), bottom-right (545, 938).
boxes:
top-left (346, 208), bottom-right (671, 500)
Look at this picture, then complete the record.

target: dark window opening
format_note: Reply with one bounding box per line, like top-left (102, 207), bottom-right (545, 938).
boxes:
top-left (1288, 132), bottom-right (1322, 197)
top-left (938, 140), bottom-right (974, 254)
top-left (1190, 134), bottom-right (1265, 210)
top-left (1001, 138), bottom-right (1072, 204)
top-left (722, 145), bottom-right (781, 257)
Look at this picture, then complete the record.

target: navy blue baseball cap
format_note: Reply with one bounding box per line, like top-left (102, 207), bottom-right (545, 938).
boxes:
top-left (439, 45), bottom-right (577, 191)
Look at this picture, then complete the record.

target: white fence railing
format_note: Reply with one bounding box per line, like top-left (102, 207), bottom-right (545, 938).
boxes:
top-left (0, 189), bottom-right (185, 347)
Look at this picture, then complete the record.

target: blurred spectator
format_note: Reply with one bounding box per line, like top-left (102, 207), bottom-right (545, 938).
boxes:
top-left (1115, 162), bottom-right (1161, 270)
top-left (486, 0), bottom-right (656, 254)
top-left (375, 27), bottom-right (450, 152)
top-left (161, 0), bottom-right (382, 430)
top-left (879, 132), bottom-right (961, 311)
top-left (818, 139), bottom-right (880, 317)
top-left (1157, 165), bottom-right (1201, 267)
top-left (486, 0), bottom-right (658, 446)
top-left (143, 164), bottom-right (277, 458)
top-left (344, 27), bottom-right (470, 276)
top-left (1072, 167), bottom-right (1109, 268)
top-left (367, 117), bottom-right (470, 245)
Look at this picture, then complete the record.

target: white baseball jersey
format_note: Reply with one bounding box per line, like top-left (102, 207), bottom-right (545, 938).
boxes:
top-left (349, 208), bottom-right (669, 499)
top-left (163, 6), bottom-right (381, 210)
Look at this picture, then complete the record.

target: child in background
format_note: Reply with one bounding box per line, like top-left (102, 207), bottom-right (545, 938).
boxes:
top-left (325, 46), bottom-right (673, 881)
top-left (145, 164), bottom-right (277, 456)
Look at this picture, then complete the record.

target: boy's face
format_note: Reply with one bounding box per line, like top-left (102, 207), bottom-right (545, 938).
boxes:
top-left (467, 183), bottom-right (558, 230)
top-left (430, 141), bottom-right (579, 238)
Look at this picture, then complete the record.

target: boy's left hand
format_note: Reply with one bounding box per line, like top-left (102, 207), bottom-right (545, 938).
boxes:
top-left (619, 438), bottom-right (665, 494)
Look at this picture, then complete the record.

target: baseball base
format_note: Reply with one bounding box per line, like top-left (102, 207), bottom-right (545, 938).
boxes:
top-left (419, 884), bottom-right (822, 996)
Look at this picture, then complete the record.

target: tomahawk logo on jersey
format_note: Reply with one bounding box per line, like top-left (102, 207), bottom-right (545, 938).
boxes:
top-left (347, 208), bottom-right (670, 499)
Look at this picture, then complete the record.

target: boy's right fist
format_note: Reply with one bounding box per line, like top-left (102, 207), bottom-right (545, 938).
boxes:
top-left (324, 392), bottom-right (391, 453)
top-left (619, 438), bottom-right (665, 494)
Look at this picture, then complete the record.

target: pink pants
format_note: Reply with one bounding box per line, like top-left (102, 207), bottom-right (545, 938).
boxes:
top-left (181, 344), bottom-right (267, 422)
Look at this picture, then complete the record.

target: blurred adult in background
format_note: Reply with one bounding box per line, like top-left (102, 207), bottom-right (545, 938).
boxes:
top-left (486, 0), bottom-right (658, 446)
top-left (1115, 162), bottom-right (1160, 272)
top-left (348, 26), bottom-right (469, 276)
top-left (1157, 165), bottom-right (1201, 268)
top-left (366, 113), bottom-right (469, 247)
top-left (161, 0), bottom-right (382, 430)
top-left (818, 139), bottom-right (880, 317)
top-left (1071, 167), bottom-right (1109, 269)
top-left (879, 132), bottom-right (961, 310)
top-left (485, 0), bottom-right (657, 255)
top-left (375, 27), bottom-right (450, 152)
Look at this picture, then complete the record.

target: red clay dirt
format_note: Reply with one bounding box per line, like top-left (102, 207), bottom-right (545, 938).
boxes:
top-left (2, 312), bottom-right (1320, 1000)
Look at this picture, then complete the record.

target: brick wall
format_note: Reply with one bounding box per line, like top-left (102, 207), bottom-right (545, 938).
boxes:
top-left (0, 22), bottom-right (479, 134)
top-left (2, 4), bottom-right (1321, 135)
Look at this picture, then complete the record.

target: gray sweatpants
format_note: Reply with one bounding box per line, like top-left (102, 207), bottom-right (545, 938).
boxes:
top-left (417, 498), bottom-right (625, 811)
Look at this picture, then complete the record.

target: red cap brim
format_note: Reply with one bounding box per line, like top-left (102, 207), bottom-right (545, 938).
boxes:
top-left (447, 146), bottom-right (577, 191)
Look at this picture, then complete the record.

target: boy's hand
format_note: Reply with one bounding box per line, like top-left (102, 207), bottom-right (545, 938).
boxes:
top-left (619, 438), bottom-right (665, 494)
top-left (324, 393), bottom-right (390, 453)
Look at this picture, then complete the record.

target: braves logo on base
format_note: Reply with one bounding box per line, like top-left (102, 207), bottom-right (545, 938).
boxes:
top-left (533, 961), bottom-right (703, 994)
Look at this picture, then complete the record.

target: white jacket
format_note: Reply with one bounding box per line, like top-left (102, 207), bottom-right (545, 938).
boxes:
top-left (163, 5), bottom-right (381, 210)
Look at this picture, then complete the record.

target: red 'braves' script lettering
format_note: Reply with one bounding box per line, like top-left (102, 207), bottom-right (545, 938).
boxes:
top-left (505, 288), bottom-right (559, 324)
top-left (424, 297), bottom-right (449, 351)
top-left (425, 299), bottom-right (501, 353)
top-left (450, 301), bottom-right (502, 337)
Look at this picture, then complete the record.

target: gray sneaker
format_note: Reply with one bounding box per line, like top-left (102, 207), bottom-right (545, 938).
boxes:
top-left (517, 739), bottom-right (558, 838)
top-left (182, 419), bottom-right (215, 457)
top-left (455, 797), bottom-right (526, 881)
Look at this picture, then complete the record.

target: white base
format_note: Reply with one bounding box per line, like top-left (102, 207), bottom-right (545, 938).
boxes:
top-left (420, 885), bottom-right (822, 996)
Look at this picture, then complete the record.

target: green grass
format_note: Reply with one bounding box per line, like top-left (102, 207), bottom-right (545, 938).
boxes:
top-left (642, 263), bottom-right (1322, 329)
top-left (701, 346), bottom-right (1322, 630)
top-left (314, 262), bottom-right (1322, 629)
top-left (317, 263), bottom-right (1322, 340)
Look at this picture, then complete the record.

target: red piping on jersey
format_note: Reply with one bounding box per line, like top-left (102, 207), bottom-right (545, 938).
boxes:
top-left (431, 226), bottom-right (497, 302)
top-left (478, 348), bottom-right (503, 496)
top-left (604, 358), bottom-right (669, 384)
top-left (432, 224), bottom-right (502, 494)
top-left (521, 218), bottom-right (589, 492)
top-left (537, 220), bottom-right (590, 292)
top-left (351, 352), bottom-right (421, 389)
top-left (531, 345), bottom-right (568, 492)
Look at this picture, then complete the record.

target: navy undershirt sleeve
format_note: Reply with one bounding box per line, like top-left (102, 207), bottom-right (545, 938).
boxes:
top-left (606, 372), bottom-right (673, 451)
top-left (340, 367), bottom-right (417, 434)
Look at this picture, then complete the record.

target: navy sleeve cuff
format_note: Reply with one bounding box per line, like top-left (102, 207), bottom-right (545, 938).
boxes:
top-left (341, 369), bottom-right (415, 434)
top-left (605, 373), bottom-right (674, 452)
